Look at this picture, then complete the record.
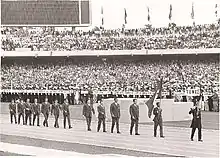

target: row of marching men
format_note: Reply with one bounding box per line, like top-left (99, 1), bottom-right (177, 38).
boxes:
top-left (9, 96), bottom-right (165, 137)
top-left (9, 97), bottom-right (72, 129)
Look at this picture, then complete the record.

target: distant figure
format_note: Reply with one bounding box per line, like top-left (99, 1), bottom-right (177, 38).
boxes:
top-left (51, 99), bottom-right (61, 128)
top-left (110, 97), bottom-right (121, 134)
top-left (189, 96), bottom-right (203, 142)
top-left (41, 97), bottom-right (50, 127)
top-left (32, 98), bottom-right (40, 126)
top-left (9, 99), bottom-right (17, 124)
top-left (25, 98), bottom-right (32, 126)
top-left (153, 102), bottom-right (164, 138)
top-left (129, 98), bottom-right (140, 135)
top-left (62, 99), bottom-right (72, 129)
top-left (97, 99), bottom-right (106, 132)
top-left (212, 92), bottom-right (219, 112)
top-left (83, 98), bottom-right (95, 131)
top-left (17, 99), bottom-right (25, 125)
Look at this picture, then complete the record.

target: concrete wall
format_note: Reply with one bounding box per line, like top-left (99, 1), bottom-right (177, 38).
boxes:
top-left (1, 98), bottom-right (193, 123)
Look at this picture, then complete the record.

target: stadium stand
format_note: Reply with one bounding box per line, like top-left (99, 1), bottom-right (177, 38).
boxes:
top-left (1, 55), bottom-right (219, 94)
top-left (1, 24), bottom-right (220, 51)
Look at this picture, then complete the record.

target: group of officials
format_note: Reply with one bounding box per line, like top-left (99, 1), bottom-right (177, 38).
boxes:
top-left (9, 96), bottom-right (202, 141)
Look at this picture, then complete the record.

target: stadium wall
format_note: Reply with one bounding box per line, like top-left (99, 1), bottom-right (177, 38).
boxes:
top-left (1, 48), bottom-right (220, 57)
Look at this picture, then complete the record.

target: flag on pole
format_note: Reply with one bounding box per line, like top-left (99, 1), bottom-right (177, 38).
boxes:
top-left (158, 77), bottom-right (163, 99)
top-left (191, 3), bottom-right (194, 19)
top-left (146, 89), bottom-right (158, 118)
top-left (101, 6), bottom-right (104, 26)
top-left (169, 4), bottom-right (172, 20)
top-left (147, 7), bottom-right (150, 22)
top-left (145, 79), bottom-right (163, 118)
top-left (215, 4), bottom-right (218, 17)
top-left (124, 8), bottom-right (127, 24)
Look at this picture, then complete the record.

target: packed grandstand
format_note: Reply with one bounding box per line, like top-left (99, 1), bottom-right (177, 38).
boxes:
top-left (1, 24), bottom-right (220, 51)
top-left (1, 23), bottom-right (220, 96)
top-left (1, 55), bottom-right (219, 94)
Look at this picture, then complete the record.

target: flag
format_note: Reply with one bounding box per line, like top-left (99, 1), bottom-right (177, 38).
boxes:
top-left (101, 6), bottom-right (104, 26)
top-left (157, 77), bottom-right (163, 99)
top-left (147, 7), bottom-right (150, 22)
top-left (169, 4), bottom-right (172, 20)
top-left (146, 89), bottom-right (158, 118)
top-left (191, 3), bottom-right (194, 19)
top-left (124, 8), bottom-right (127, 24)
top-left (215, 4), bottom-right (218, 17)
top-left (146, 80), bottom-right (162, 118)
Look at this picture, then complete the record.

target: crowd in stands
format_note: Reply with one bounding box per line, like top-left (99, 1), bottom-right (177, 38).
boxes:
top-left (1, 24), bottom-right (220, 51)
top-left (1, 58), bottom-right (219, 94)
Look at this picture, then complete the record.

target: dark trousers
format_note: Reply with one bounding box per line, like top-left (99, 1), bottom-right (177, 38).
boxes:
top-left (63, 114), bottom-right (71, 128)
top-left (97, 118), bottom-right (106, 132)
top-left (130, 118), bottom-right (139, 134)
top-left (43, 112), bottom-right (49, 127)
top-left (154, 121), bottom-right (163, 137)
top-left (33, 113), bottom-right (40, 126)
top-left (111, 117), bottom-right (120, 133)
top-left (18, 113), bottom-right (24, 125)
top-left (191, 128), bottom-right (202, 140)
top-left (25, 111), bottom-right (32, 125)
top-left (86, 117), bottom-right (92, 130)
top-left (10, 111), bottom-right (17, 124)
top-left (54, 114), bottom-right (59, 128)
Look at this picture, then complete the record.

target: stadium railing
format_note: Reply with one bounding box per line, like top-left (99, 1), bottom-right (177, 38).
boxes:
top-left (1, 48), bottom-right (220, 57)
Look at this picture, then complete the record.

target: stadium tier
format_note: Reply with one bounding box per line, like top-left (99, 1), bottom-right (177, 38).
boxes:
top-left (1, 55), bottom-right (219, 95)
top-left (1, 24), bottom-right (220, 51)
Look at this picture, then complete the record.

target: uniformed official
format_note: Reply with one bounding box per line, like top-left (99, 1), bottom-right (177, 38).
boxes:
top-left (110, 97), bottom-right (121, 134)
top-left (9, 99), bottom-right (17, 124)
top-left (153, 102), bottom-right (164, 138)
top-left (17, 99), bottom-right (25, 125)
top-left (32, 98), bottom-right (40, 126)
top-left (51, 99), bottom-right (61, 128)
top-left (129, 99), bottom-right (140, 135)
top-left (83, 98), bottom-right (95, 131)
top-left (62, 99), bottom-right (72, 129)
top-left (97, 99), bottom-right (106, 132)
top-left (189, 96), bottom-right (203, 142)
top-left (41, 97), bottom-right (50, 127)
top-left (24, 98), bottom-right (32, 126)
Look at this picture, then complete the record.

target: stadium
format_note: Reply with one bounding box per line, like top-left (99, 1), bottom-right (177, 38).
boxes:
top-left (0, 0), bottom-right (220, 157)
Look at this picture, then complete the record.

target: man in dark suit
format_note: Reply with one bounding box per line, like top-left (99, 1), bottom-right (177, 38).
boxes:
top-left (41, 97), bottom-right (50, 127)
top-left (153, 102), bottom-right (164, 138)
top-left (32, 98), bottom-right (40, 126)
top-left (24, 98), bottom-right (32, 126)
top-left (110, 97), bottom-right (121, 134)
top-left (51, 99), bottom-right (61, 128)
top-left (62, 99), bottom-right (72, 129)
top-left (83, 98), bottom-right (95, 131)
top-left (97, 99), bottom-right (106, 132)
top-left (9, 99), bottom-right (17, 124)
top-left (17, 99), bottom-right (25, 125)
top-left (129, 98), bottom-right (140, 135)
top-left (189, 96), bottom-right (203, 141)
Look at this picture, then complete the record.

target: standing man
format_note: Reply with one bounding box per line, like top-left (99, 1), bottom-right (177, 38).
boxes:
top-left (24, 98), bottom-right (32, 126)
top-left (9, 99), bottom-right (17, 124)
top-left (153, 102), bottom-right (164, 138)
top-left (189, 96), bottom-right (203, 141)
top-left (97, 99), bottom-right (106, 132)
top-left (83, 98), bottom-right (95, 131)
top-left (17, 99), bottom-right (25, 125)
top-left (110, 97), bottom-right (121, 134)
top-left (32, 98), bottom-right (40, 126)
top-left (129, 98), bottom-right (140, 135)
top-left (51, 99), bottom-right (61, 128)
top-left (62, 99), bottom-right (72, 129)
top-left (41, 97), bottom-right (50, 127)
